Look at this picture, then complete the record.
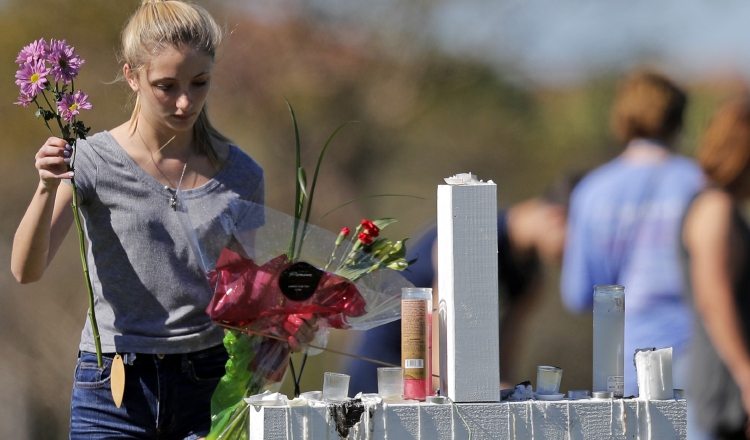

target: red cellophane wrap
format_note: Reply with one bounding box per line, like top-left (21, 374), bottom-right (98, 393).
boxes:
top-left (206, 248), bottom-right (368, 338)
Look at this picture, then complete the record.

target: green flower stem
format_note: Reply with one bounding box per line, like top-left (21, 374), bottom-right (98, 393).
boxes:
top-left (337, 225), bottom-right (362, 270)
top-left (40, 89), bottom-right (65, 135)
top-left (70, 173), bottom-right (102, 368)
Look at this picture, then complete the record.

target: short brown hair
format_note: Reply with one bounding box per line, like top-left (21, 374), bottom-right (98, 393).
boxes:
top-left (698, 96), bottom-right (750, 190)
top-left (610, 70), bottom-right (687, 145)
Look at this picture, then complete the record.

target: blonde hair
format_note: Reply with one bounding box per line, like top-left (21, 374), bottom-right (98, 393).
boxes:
top-left (610, 70), bottom-right (687, 146)
top-left (698, 96), bottom-right (750, 192)
top-left (122, 0), bottom-right (228, 168)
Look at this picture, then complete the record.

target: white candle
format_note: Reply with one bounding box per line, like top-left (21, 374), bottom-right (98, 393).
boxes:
top-left (593, 285), bottom-right (625, 397)
top-left (634, 347), bottom-right (674, 400)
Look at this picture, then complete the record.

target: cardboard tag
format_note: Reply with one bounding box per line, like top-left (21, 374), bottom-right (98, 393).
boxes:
top-left (111, 354), bottom-right (125, 408)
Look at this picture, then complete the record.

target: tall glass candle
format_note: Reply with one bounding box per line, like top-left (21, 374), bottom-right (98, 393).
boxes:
top-left (593, 285), bottom-right (625, 398)
top-left (402, 287), bottom-right (432, 400)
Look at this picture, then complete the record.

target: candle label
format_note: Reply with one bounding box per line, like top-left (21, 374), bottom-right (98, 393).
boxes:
top-left (607, 376), bottom-right (624, 395)
top-left (402, 299), bottom-right (429, 379)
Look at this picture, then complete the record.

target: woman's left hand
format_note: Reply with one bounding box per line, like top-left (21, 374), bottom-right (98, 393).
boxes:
top-left (282, 313), bottom-right (320, 352)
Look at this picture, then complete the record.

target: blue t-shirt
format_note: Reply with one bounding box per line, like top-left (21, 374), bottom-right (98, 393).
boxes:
top-left (561, 142), bottom-right (704, 396)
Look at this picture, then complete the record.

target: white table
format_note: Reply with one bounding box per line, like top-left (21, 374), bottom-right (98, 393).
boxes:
top-left (247, 396), bottom-right (687, 439)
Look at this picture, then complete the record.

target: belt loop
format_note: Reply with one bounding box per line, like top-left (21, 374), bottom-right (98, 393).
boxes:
top-left (181, 354), bottom-right (190, 373)
top-left (122, 353), bottom-right (137, 365)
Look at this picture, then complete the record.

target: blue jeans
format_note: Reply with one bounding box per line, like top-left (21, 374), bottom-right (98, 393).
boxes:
top-left (70, 345), bottom-right (228, 439)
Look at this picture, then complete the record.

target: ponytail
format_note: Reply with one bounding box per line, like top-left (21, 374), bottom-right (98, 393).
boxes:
top-left (122, 0), bottom-right (228, 168)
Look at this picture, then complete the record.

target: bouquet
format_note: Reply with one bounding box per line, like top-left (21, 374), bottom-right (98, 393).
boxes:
top-left (13, 39), bottom-right (101, 366)
top-left (176, 102), bottom-right (415, 440)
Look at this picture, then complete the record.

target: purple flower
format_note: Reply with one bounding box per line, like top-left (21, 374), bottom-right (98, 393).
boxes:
top-left (15, 59), bottom-right (51, 97)
top-left (15, 39), bottom-right (49, 64)
top-left (57, 91), bottom-right (92, 122)
top-left (13, 91), bottom-right (34, 108)
top-left (47, 39), bottom-right (83, 84)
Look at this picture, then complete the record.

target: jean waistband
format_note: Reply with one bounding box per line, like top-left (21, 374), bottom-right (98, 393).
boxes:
top-left (83, 344), bottom-right (226, 365)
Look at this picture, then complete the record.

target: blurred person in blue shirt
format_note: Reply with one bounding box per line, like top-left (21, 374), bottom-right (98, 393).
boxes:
top-left (560, 69), bottom-right (704, 399)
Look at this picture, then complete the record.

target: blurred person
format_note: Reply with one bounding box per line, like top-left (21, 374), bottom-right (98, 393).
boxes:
top-left (560, 69), bottom-right (704, 400)
top-left (346, 172), bottom-right (582, 394)
top-left (682, 95), bottom-right (750, 439)
top-left (10, 1), bottom-right (315, 438)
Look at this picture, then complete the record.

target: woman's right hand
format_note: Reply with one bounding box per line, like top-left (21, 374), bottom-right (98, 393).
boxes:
top-left (35, 137), bottom-right (73, 190)
top-left (12, 137), bottom-right (76, 283)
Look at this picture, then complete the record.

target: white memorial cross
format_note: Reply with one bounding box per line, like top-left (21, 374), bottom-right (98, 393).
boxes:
top-left (437, 173), bottom-right (501, 402)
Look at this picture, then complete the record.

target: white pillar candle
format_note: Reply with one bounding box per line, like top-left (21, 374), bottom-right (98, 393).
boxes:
top-left (634, 347), bottom-right (674, 400)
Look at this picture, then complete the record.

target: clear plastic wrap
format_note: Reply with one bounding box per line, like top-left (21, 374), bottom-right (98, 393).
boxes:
top-left (175, 194), bottom-right (413, 439)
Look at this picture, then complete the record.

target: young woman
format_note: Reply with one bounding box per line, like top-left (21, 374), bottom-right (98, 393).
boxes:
top-left (560, 69), bottom-right (704, 398)
top-left (682, 96), bottom-right (750, 440)
top-left (11, 1), bottom-right (310, 437)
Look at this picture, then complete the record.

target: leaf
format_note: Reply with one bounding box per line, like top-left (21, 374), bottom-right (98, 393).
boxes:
top-left (296, 120), bottom-right (354, 260)
top-left (388, 238), bottom-right (409, 259)
top-left (285, 99), bottom-right (302, 259)
top-left (335, 262), bottom-right (382, 281)
top-left (297, 167), bottom-right (308, 200)
top-left (317, 195), bottom-right (425, 223)
top-left (35, 108), bottom-right (56, 121)
top-left (386, 259), bottom-right (409, 271)
top-left (73, 121), bottom-right (91, 139)
top-left (373, 218), bottom-right (398, 230)
top-left (302, 121), bottom-right (354, 227)
top-left (367, 238), bottom-right (391, 254)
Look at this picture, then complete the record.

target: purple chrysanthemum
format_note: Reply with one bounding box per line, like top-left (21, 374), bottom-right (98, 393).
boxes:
top-left (13, 91), bottom-right (34, 108)
top-left (47, 39), bottom-right (83, 84)
top-left (57, 91), bottom-right (92, 122)
top-left (15, 59), bottom-right (51, 97)
top-left (15, 39), bottom-right (49, 65)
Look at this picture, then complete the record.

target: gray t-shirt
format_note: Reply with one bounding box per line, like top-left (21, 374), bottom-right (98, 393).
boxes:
top-left (72, 131), bottom-right (264, 354)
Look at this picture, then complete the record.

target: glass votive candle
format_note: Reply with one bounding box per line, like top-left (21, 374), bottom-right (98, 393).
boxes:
top-left (322, 372), bottom-right (350, 402)
top-left (377, 367), bottom-right (404, 401)
top-left (300, 390), bottom-right (322, 401)
top-left (536, 366), bottom-right (563, 395)
top-left (568, 390), bottom-right (591, 400)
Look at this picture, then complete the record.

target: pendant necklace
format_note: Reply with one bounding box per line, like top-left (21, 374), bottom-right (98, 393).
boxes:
top-left (137, 128), bottom-right (190, 210)
top-left (168, 164), bottom-right (188, 210)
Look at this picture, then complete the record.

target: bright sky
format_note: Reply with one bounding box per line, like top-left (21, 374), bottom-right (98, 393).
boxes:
top-left (240, 0), bottom-right (750, 85)
top-left (431, 0), bottom-right (750, 84)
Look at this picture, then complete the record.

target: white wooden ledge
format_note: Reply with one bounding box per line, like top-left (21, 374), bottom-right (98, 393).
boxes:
top-left (247, 397), bottom-right (687, 439)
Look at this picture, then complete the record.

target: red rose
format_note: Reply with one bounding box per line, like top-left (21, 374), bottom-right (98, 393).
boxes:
top-left (340, 227), bottom-right (351, 237)
top-left (358, 231), bottom-right (374, 245)
top-left (360, 219), bottom-right (380, 237)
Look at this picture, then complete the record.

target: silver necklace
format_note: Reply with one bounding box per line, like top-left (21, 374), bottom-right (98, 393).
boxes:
top-left (168, 163), bottom-right (188, 210)
top-left (137, 129), bottom-right (190, 210)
